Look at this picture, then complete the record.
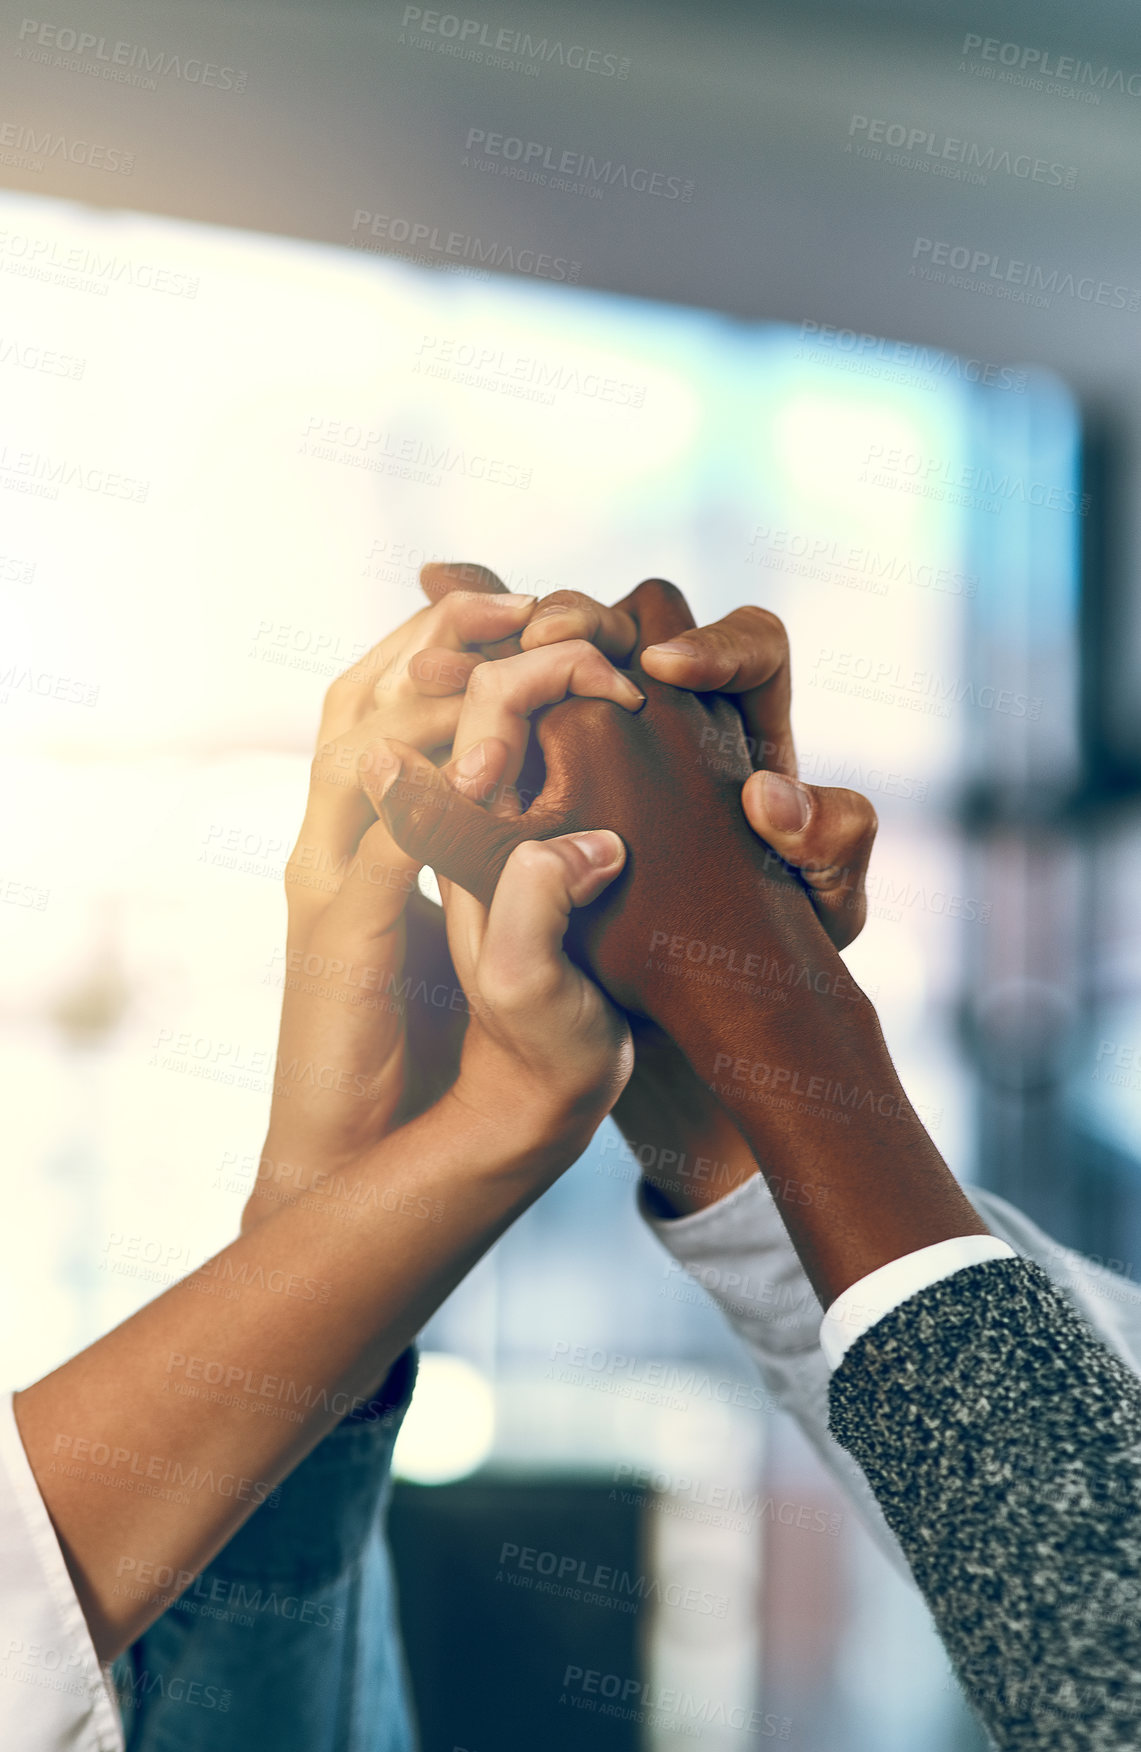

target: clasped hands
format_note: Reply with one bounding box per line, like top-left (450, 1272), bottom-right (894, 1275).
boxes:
top-left (245, 561), bottom-right (879, 1260)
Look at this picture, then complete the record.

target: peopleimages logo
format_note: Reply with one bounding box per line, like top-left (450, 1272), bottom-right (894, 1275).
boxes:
top-left (748, 522), bottom-right (979, 597)
top-left (911, 237), bottom-right (1141, 312)
top-left (0, 664), bottom-right (99, 707)
top-left (847, 115), bottom-right (1076, 188)
top-left (399, 7), bottom-right (630, 79)
top-left (0, 334), bottom-right (84, 379)
top-left (811, 648), bottom-right (1043, 721)
top-left (496, 1542), bottom-right (729, 1618)
top-left (16, 18), bottom-right (248, 91)
top-left (0, 118), bottom-right (133, 172)
top-left (0, 440), bottom-right (148, 503)
top-left (414, 335), bottom-right (646, 408)
top-left (560, 1666), bottom-right (793, 1738)
top-left (796, 321), bottom-right (1026, 393)
top-left (959, 33), bottom-right (1141, 101)
top-left (299, 415), bottom-right (532, 492)
top-left (350, 210), bottom-right (579, 283)
top-left (0, 230), bottom-right (199, 298)
top-left (463, 128), bottom-right (693, 200)
top-left (863, 439), bottom-right (1089, 516)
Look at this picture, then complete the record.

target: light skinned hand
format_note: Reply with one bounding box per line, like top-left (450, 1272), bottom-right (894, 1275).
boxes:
top-left (440, 830), bottom-right (634, 1149)
top-left (247, 587), bottom-right (641, 1230)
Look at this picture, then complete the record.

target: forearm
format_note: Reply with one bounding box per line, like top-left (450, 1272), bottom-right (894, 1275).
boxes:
top-left (15, 1092), bottom-right (563, 1660)
top-left (619, 972), bottom-right (983, 1299)
top-left (648, 964), bottom-right (985, 1306)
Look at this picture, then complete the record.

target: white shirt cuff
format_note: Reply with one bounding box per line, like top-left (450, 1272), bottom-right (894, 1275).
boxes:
top-left (0, 1392), bottom-right (124, 1749)
top-left (819, 1236), bottom-right (1016, 1371)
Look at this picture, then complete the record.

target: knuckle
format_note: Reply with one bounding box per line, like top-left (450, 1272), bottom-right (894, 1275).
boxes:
top-left (413, 649), bottom-right (463, 689)
top-left (508, 837), bottom-right (559, 879)
top-left (426, 594), bottom-right (466, 635)
top-left (539, 589), bottom-right (587, 612)
top-left (545, 694), bottom-right (617, 739)
top-left (627, 577), bottom-right (690, 631)
top-left (799, 792), bottom-right (863, 864)
top-left (635, 577), bottom-right (684, 610)
top-left (482, 966), bottom-right (558, 1017)
top-left (463, 659), bottom-right (499, 699)
top-left (365, 656), bottom-right (400, 701)
top-left (356, 741), bottom-right (394, 782)
top-left (835, 786), bottom-right (878, 842)
top-left (798, 857), bottom-right (847, 887)
top-left (738, 603), bottom-right (787, 647)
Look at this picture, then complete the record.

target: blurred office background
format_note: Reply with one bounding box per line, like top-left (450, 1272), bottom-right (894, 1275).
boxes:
top-left (0, 0), bottom-right (1137, 1744)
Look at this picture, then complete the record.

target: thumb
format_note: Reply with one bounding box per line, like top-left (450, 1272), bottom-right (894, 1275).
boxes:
top-left (741, 771), bottom-right (878, 949)
top-left (481, 832), bottom-right (626, 998)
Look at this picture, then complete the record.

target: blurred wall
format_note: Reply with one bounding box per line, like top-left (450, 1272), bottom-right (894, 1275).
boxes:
top-left (3, 0), bottom-right (1140, 750)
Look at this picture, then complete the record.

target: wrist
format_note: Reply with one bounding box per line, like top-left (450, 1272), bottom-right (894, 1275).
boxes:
top-left (661, 965), bottom-right (888, 1167)
top-left (240, 1132), bottom-right (359, 1234)
top-left (642, 898), bottom-right (875, 1096)
top-left (239, 1134), bottom-right (374, 1234)
top-left (657, 982), bottom-right (986, 1304)
top-left (742, 1034), bottom-right (983, 1303)
top-left (700, 986), bottom-right (914, 1183)
top-left (445, 1071), bottom-right (607, 1186)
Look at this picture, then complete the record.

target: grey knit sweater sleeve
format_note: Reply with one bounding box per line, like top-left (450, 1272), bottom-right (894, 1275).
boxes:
top-left (828, 1257), bottom-right (1141, 1750)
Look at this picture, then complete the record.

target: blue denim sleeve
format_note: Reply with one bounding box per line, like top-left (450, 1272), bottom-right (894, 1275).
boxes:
top-left (112, 1350), bottom-right (418, 1752)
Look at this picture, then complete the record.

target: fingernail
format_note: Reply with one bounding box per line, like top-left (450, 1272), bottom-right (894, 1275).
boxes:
top-left (620, 677), bottom-right (647, 708)
top-left (494, 593), bottom-right (538, 608)
top-left (760, 771), bottom-right (812, 834)
top-left (644, 638), bottom-right (701, 659)
top-left (453, 741), bottom-right (489, 780)
top-left (569, 830), bottom-right (623, 868)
